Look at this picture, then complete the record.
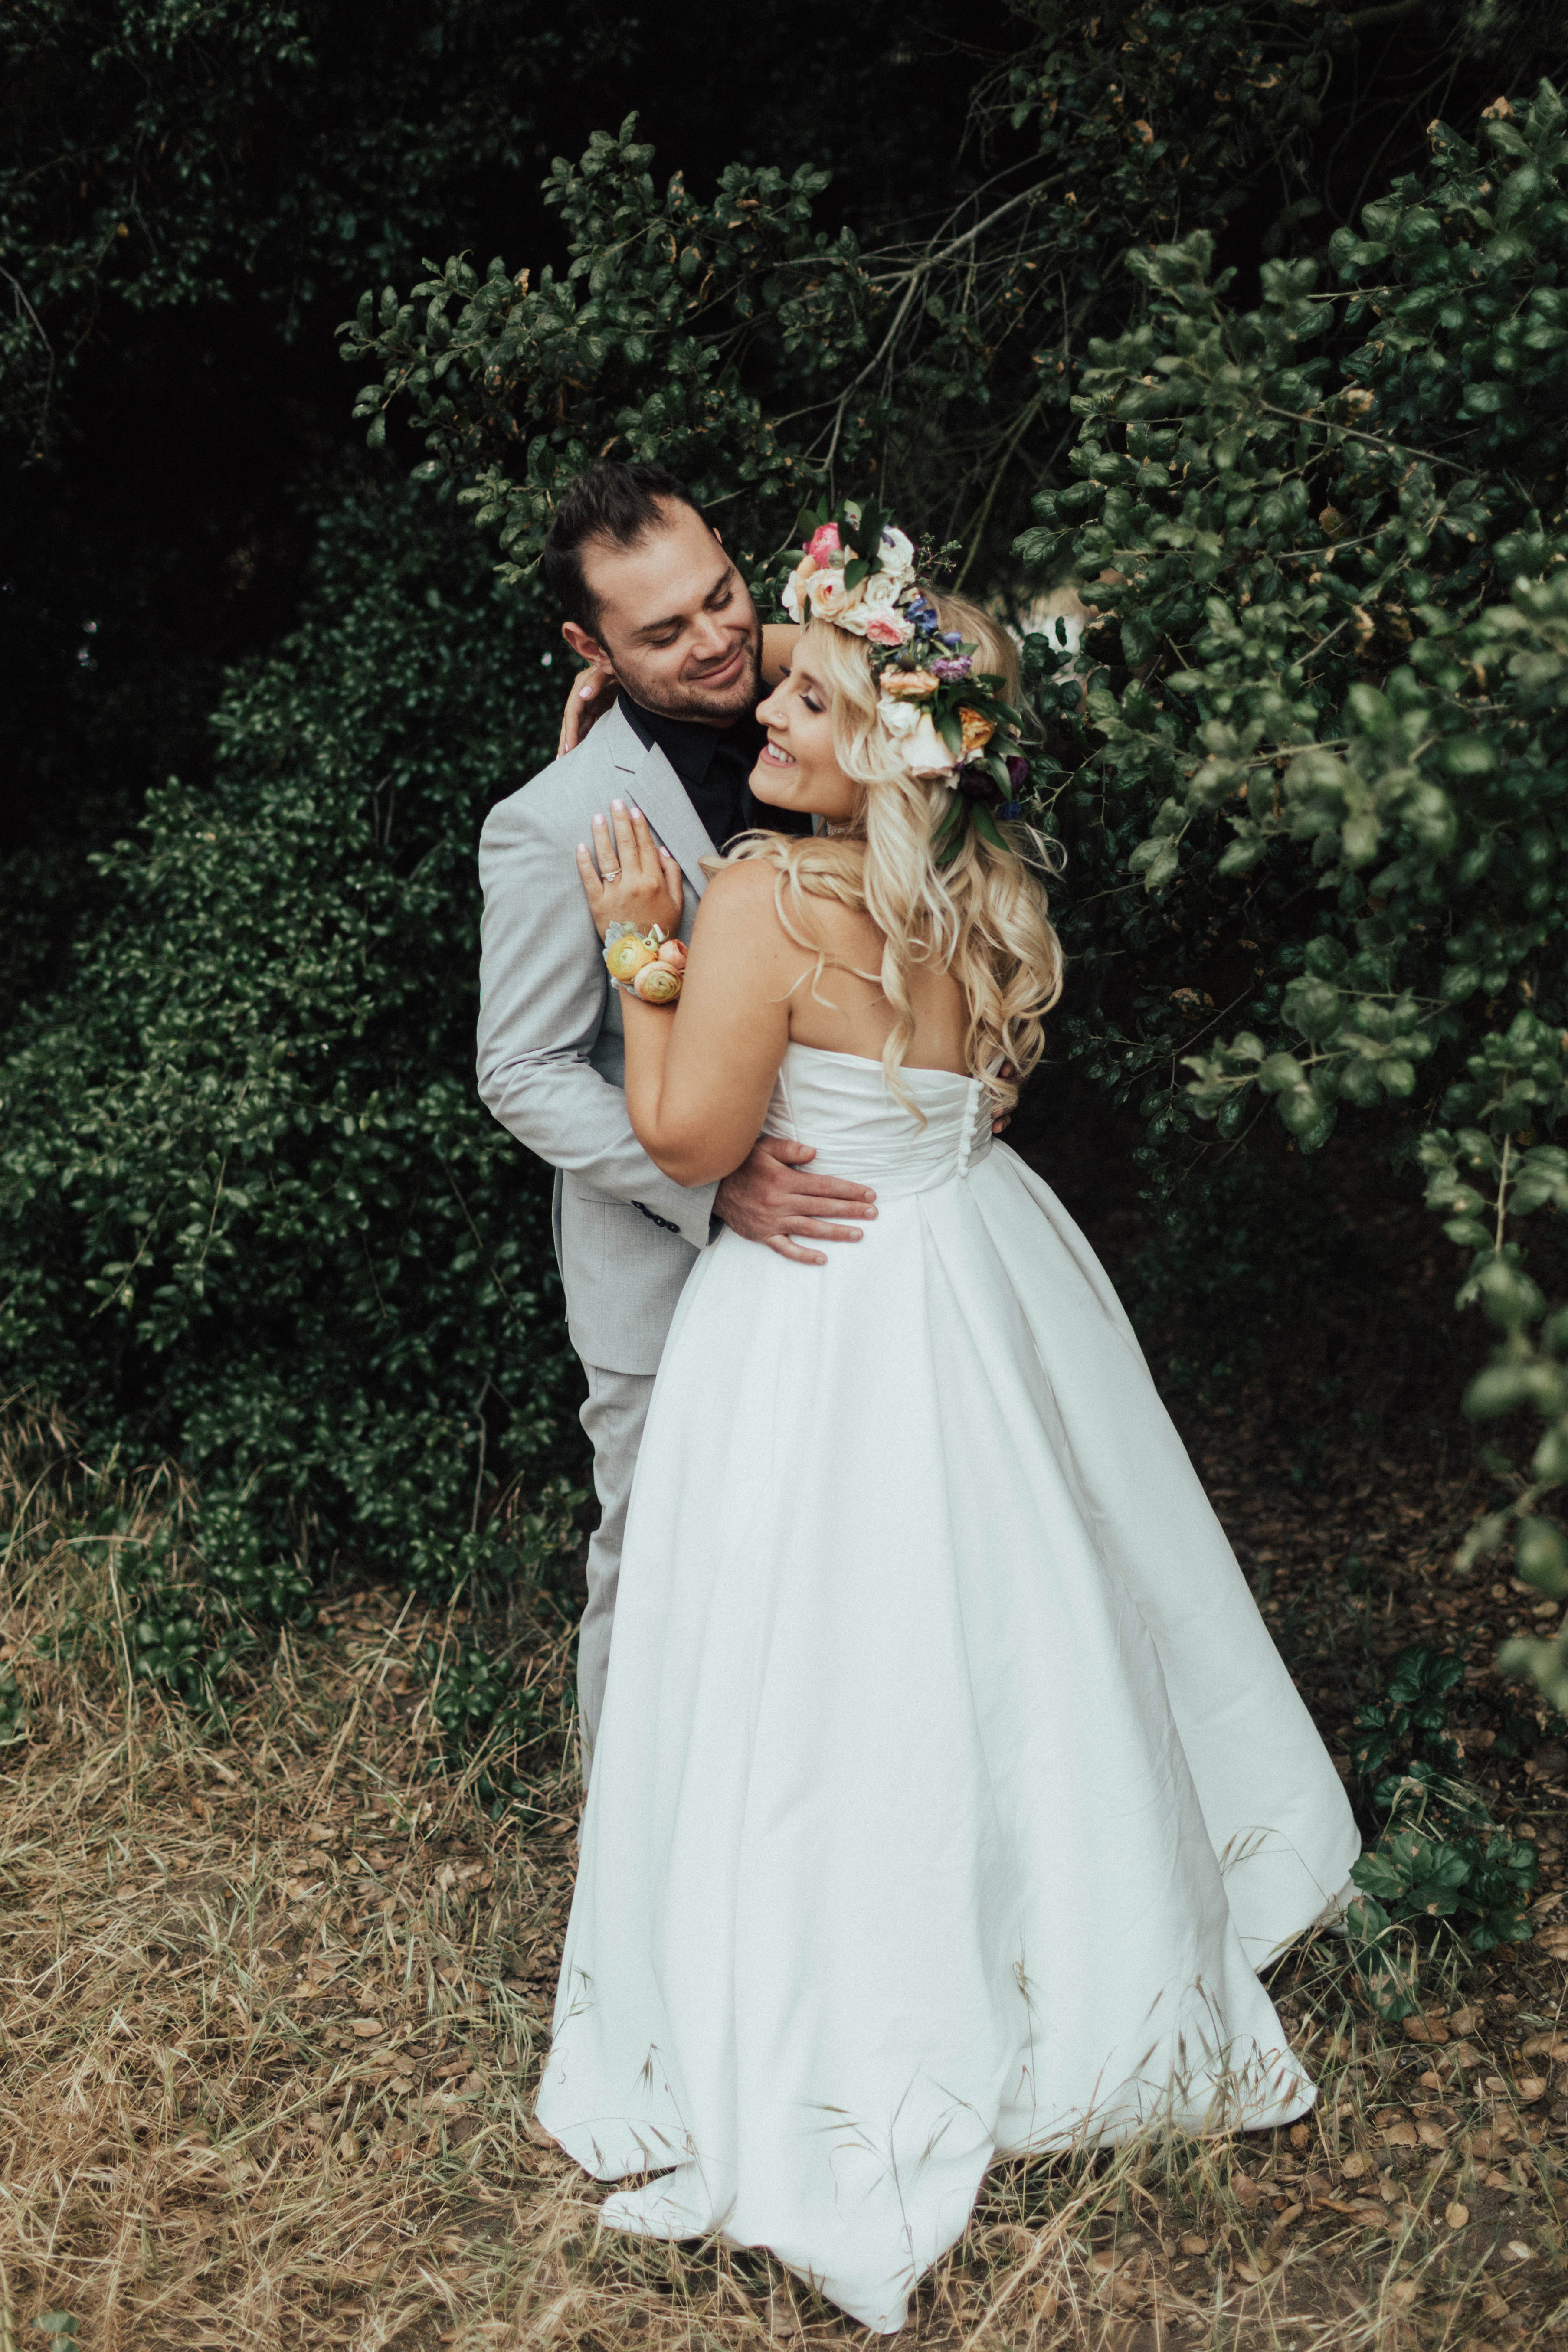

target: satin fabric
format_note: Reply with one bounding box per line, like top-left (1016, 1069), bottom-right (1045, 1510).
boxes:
top-left (535, 1044), bottom-right (1359, 2331)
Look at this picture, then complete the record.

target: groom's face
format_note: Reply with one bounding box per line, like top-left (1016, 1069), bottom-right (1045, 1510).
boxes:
top-left (563, 501), bottom-right (761, 726)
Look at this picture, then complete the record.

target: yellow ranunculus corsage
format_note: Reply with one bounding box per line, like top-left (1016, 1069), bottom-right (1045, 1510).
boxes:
top-left (603, 922), bottom-right (687, 1004)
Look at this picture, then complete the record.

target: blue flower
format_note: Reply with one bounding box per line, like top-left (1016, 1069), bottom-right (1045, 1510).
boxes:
top-left (940, 630), bottom-right (964, 649)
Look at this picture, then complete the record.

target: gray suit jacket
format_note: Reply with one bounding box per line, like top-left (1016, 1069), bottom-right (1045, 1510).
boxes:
top-left (477, 702), bottom-right (720, 1376)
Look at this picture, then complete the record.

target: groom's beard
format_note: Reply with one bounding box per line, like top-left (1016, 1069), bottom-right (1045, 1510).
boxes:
top-left (617, 627), bottom-right (761, 726)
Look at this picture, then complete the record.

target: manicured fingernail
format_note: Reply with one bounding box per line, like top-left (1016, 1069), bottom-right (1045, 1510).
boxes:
top-left (577, 841), bottom-right (587, 853)
top-left (612, 798), bottom-right (625, 811)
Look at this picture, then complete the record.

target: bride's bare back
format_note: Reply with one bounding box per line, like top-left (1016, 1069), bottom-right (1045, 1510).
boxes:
top-left (773, 875), bottom-right (972, 1078)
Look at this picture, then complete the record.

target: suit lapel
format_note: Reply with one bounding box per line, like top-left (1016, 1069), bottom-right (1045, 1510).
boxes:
top-left (602, 704), bottom-right (717, 899)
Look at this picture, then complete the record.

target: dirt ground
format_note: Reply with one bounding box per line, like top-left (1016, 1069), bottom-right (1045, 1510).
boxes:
top-left (4, 1140), bottom-right (1568, 2345)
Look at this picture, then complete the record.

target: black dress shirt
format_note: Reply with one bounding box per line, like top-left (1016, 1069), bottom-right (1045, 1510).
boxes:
top-left (617, 689), bottom-right (813, 854)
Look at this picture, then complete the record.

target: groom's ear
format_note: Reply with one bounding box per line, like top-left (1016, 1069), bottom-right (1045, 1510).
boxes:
top-left (561, 619), bottom-right (611, 668)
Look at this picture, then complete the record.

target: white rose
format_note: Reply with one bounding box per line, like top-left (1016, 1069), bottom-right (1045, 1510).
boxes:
top-left (878, 527), bottom-right (916, 583)
top-left (900, 712), bottom-right (958, 779)
top-left (877, 696), bottom-right (920, 738)
top-left (837, 574), bottom-right (907, 638)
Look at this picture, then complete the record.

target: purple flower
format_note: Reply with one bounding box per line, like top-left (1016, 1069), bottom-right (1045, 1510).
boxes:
top-left (940, 631), bottom-right (964, 649)
top-left (957, 766), bottom-right (1000, 803)
top-left (1005, 753), bottom-right (1032, 795)
top-left (931, 654), bottom-right (974, 682)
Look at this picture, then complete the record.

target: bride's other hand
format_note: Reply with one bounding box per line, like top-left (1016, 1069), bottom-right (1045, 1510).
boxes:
top-left (558, 659), bottom-right (616, 756)
top-left (576, 800), bottom-right (684, 943)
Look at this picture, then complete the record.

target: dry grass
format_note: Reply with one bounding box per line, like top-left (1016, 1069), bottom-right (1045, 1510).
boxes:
top-left (3, 1402), bottom-right (1568, 2349)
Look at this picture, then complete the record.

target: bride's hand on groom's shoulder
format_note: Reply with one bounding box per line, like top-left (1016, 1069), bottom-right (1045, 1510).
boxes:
top-left (558, 660), bottom-right (615, 756)
top-left (576, 802), bottom-right (684, 943)
top-left (714, 1138), bottom-right (878, 1266)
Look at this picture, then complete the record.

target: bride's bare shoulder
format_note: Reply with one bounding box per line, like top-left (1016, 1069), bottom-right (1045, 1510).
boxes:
top-left (690, 854), bottom-right (799, 955)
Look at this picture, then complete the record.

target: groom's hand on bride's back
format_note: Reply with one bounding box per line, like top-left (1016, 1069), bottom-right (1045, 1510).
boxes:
top-left (714, 1137), bottom-right (877, 1267)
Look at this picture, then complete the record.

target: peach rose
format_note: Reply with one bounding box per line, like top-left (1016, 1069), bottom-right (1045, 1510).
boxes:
top-left (781, 553), bottom-right (819, 625)
top-left (880, 667), bottom-right (939, 700)
top-left (959, 706), bottom-right (995, 754)
top-left (633, 960), bottom-right (683, 1003)
top-left (806, 567), bottom-right (859, 620)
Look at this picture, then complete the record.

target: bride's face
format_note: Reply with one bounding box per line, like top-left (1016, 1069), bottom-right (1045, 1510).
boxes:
top-left (751, 654), bottom-right (859, 823)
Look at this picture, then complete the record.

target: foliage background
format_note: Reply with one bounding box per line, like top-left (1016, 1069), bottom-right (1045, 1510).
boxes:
top-left (7, 0), bottom-right (1568, 1794)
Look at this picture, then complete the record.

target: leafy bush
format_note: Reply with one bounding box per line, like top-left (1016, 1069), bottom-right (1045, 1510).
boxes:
top-left (1339, 1645), bottom-right (1543, 2017)
top-left (1349, 1646), bottom-right (1467, 1794)
top-left (343, 3), bottom-right (1366, 602)
top-left (1012, 84), bottom-right (1568, 1698)
top-left (420, 1635), bottom-right (555, 1816)
top-left (0, 485), bottom-right (581, 1583)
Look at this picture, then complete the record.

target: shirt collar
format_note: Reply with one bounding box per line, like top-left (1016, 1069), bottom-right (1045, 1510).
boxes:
top-left (615, 688), bottom-right (759, 789)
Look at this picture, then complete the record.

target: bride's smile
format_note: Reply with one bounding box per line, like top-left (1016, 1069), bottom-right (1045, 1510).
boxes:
top-left (749, 659), bottom-right (860, 822)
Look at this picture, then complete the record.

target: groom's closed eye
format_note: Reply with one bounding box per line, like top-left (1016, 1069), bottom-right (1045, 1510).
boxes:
top-left (636, 569), bottom-right (739, 648)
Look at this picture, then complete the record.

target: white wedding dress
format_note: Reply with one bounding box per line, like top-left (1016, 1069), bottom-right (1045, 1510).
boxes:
top-left (535, 1044), bottom-right (1360, 2332)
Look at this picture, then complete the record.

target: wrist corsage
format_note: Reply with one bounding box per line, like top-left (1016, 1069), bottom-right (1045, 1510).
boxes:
top-left (604, 922), bottom-right (687, 1004)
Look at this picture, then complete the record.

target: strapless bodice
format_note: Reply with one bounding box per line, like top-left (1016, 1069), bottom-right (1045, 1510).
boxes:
top-left (762, 1043), bottom-right (993, 1201)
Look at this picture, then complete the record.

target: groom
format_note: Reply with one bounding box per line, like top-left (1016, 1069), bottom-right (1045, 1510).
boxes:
top-left (477, 460), bottom-right (878, 1785)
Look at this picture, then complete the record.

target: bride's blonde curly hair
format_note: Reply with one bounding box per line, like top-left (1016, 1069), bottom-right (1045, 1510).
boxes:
top-left (713, 594), bottom-right (1065, 1116)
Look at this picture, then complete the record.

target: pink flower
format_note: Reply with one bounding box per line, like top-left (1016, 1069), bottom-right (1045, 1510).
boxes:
top-left (864, 613), bottom-right (911, 648)
top-left (805, 522), bottom-right (841, 564)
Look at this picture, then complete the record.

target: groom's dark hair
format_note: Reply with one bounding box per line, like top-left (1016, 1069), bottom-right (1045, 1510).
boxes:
top-left (543, 461), bottom-right (707, 634)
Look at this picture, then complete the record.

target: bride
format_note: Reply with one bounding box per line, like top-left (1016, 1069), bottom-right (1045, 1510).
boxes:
top-left (533, 505), bottom-right (1359, 2332)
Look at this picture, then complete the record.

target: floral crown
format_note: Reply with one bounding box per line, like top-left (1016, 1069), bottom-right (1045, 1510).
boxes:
top-left (780, 496), bottom-right (1031, 865)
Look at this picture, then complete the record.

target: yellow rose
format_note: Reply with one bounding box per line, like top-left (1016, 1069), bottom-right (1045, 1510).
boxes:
top-left (959, 706), bottom-right (995, 754)
top-left (633, 960), bottom-right (683, 1003)
top-left (880, 668), bottom-right (939, 700)
top-left (606, 934), bottom-right (656, 982)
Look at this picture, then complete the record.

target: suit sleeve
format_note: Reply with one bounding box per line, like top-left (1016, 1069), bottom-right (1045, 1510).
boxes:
top-left (476, 784), bottom-right (718, 1250)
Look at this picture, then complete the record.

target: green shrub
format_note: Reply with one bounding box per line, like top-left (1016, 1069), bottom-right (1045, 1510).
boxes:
top-left (1014, 84), bottom-right (1568, 1696)
top-left (0, 485), bottom-right (581, 1583)
top-left (1340, 1645), bottom-right (1546, 2017)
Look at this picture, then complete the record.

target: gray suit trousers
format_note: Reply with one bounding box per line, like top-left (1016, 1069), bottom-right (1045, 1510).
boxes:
top-left (576, 1364), bottom-right (656, 1787)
